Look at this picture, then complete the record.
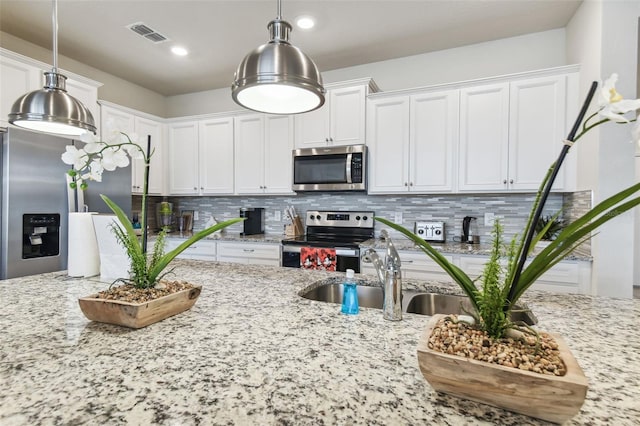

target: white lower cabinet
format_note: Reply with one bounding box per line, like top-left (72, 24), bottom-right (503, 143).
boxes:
top-left (217, 242), bottom-right (280, 266)
top-left (361, 250), bottom-right (454, 282)
top-left (456, 254), bottom-right (591, 294)
top-left (163, 239), bottom-right (217, 261)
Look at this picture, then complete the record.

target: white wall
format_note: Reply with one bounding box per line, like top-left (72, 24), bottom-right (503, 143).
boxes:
top-left (0, 31), bottom-right (167, 117)
top-left (166, 29), bottom-right (567, 117)
top-left (567, 0), bottom-right (640, 298)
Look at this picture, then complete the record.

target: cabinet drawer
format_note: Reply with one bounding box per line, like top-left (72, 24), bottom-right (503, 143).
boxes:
top-left (400, 251), bottom-right (454, 281)
top-left (217, 242), bottom-right (280, 261)
top-left (164, 239), bottom-right (217, 261)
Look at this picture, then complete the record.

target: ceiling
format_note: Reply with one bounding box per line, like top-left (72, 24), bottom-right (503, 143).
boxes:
top-left (0, 0), bottom-right (582, 97)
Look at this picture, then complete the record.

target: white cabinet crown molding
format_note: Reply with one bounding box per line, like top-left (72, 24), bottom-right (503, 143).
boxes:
top-left (98, 100), bottom-right (164, 122)
top-left (367, 64), bottom-right (580, 99)
top-left (1, 47), bottom-right (102, 89)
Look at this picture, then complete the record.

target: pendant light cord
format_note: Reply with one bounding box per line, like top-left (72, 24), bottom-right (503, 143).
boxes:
top-left (276, 0), bottom-right (282, 19)
top-left (52, 0), bottom-right (58, 72)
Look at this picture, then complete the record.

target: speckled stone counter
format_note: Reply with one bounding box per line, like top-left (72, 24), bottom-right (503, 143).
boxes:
top-left (163, 231), bottom-right (284, 244)
top-left (1, 261), bottom-right (635, 425)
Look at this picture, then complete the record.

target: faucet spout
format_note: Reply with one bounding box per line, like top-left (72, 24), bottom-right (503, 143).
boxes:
top-left (361, 231), bottom-right (403, 321)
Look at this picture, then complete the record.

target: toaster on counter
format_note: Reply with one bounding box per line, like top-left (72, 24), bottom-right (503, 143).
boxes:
top-left (414, 221), bottom-right (445, 242)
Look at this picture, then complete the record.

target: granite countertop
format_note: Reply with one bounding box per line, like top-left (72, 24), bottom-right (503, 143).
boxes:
top-left (161, 231), bottom-right (285, 244)
top-left (0, 261), bottom-right (636, 424)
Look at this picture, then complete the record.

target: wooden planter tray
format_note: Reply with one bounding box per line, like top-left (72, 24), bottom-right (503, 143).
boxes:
top-left (78, 285), bottom-right (202, 329)
top-left (417, 314), bottom-right (588, 424)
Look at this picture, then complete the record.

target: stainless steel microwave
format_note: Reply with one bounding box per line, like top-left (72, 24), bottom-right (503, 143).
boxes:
top-left (292, 145), bottom-right (367, 191)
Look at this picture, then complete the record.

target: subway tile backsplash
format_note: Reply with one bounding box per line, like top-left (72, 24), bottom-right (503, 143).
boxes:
top-left (135, 191), bottom-right (590, 254)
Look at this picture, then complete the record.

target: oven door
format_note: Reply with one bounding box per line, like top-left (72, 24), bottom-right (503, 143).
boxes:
top-left (281, 245), bottom-right (360, 273)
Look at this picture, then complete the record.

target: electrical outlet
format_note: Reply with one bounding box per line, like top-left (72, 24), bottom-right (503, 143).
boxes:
top-left (274, 210), bottom-right (281, 221)
top-left (394, 211), bottom-right (403, 224)
top-left (193, 211), bottom-right (199, 221)
top-left (484, 212), bottom-right (495, 226)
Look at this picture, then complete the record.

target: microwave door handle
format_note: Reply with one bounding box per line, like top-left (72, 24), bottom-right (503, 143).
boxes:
top-left (345, 153), bottom-right (353, 184)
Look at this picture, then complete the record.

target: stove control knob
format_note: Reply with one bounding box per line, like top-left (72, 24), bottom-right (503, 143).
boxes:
top-left (355, 215), bottom-right (361, 221)
top-left (363, 216), bottom-right (368, 221)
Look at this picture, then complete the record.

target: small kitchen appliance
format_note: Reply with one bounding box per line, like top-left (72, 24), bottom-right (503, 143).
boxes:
top-left (281, 210), bottom-right (375, 273)
top-left (414, 221), bottom-right (445, 242)
top-left (240, 207), bottom-right (265, 235)
top-left (462, 216), bottom-right (479, 244)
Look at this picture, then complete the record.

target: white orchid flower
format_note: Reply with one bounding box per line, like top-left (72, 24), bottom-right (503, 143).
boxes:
top-left (61, 145), bottom-right (88, 169)
top-left (84, 142), bottom-right (103, 154)
top-left (597, 73), bottom-right (640, 123)
top-left (81, 160), bottom-right (104, 182)
top-left (79, 132), bottom-right (97, 144)
top-left (101, 146), bottom-right (130, 171)
top-left (124, 143), bottom-right (144, 160)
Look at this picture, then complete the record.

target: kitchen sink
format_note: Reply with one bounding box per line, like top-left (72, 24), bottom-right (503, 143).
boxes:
top-left (300, 283), bottom-right (537, 325)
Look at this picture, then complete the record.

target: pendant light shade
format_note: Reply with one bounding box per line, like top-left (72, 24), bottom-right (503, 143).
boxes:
top-left (232, 1), bottom-right (325, 114)
top-left (8, 0), bottom-right (96, 136)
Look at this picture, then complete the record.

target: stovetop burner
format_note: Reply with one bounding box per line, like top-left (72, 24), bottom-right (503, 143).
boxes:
top-left (281, 210), bottom-right (375, 248)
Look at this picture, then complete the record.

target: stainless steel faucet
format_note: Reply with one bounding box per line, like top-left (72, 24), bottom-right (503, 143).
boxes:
top-left (361, 230), bottom-right (402, 321)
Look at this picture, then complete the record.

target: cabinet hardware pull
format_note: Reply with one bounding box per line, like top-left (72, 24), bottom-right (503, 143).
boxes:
top-left (503, 180), bottom-right (507, 184)
top-left (404, 182), bottom-right (408, 186)
top-left (193, 187), bottom-right (197, 190)
top-left (409, 182), bottom-right (413, 186)
top-left (510, 179), bottom-right (514, 184)
top-left (243, 249), bottom-right (255, 252)
top-left (201, 187), bottom-right (204, 190)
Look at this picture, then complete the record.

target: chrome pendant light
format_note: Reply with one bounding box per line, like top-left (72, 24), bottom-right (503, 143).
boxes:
top-left (231, 0), bottom-right (325, 114)
top-left (8, 0), bottom-right (96, 136)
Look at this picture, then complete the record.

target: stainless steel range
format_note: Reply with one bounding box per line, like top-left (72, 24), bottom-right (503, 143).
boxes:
top-left (281, 210), bottom-right (375, 272)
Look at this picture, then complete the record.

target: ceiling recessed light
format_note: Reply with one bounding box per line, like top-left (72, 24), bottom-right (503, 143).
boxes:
top-left (171, 46), bottom-right (188, 56)
top-left (295, 15), bottom-right (315, 30)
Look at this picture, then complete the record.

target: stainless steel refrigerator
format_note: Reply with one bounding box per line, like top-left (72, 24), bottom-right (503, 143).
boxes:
top-left (1, 127), bottom-right (131, 279)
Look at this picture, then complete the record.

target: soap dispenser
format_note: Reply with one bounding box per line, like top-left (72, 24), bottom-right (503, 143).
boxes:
top-left (341, 269), bottom-right (359, 315)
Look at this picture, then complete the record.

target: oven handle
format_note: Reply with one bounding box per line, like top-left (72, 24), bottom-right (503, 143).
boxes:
top-left (281, 245), bottom-right (359, 257)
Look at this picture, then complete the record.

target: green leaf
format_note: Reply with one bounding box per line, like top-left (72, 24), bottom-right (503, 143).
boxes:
top-left (146, 217), bottom-right (245, 283)
top-left (100, 194), bottom-right (142, 259)
top-left (374, 217), bottom-right (480, 312)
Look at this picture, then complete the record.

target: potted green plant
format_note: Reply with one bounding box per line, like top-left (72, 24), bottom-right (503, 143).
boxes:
top-left (375, 73), bottom-right (640, 423)
top-left (62, 127), bottom-right (243, 328)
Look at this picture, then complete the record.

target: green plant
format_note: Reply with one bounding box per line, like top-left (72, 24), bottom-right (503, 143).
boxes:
top-left (62, 130), bottom-right (243, 289)
top-left (534, 213), bottom-right (564, 241)
top-left (376, 73), bottom-right (640, 338)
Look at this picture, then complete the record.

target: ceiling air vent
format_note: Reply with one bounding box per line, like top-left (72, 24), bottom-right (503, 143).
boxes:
top-left (126, 22), bottom-right (170, 43)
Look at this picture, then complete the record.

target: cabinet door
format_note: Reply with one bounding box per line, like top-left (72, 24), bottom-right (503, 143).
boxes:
top-left (508, 75), bottom-right (567, 191)
top-left (234, 114), bottom-right (265, 194)
top-left (330, 85), bottom-right (366, 146)
top-left (199, 117), bottom-right (234, 195)
top-left (294, 103), bottom-right (329, 148)
top-left (66, 78), bottom-right (100, 135)
top-left (410, 90), bottom-right (458, 192)
top-left (168, 121), bottom-right (199, 194)
top-left (366, 96), bottom-right (410, 193)
top-left (134, 117), bottom-right (164, 195)
top-left (458, 83), bottom-right (510, 191)
top-left (0, 55), bottom-right (41, 127)
top-left (101, 105), bottom-right (135, 139)
top-left (264, 115), bottom-right (294, 194)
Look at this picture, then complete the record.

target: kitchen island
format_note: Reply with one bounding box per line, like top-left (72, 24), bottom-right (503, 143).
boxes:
top-left (1, 260), bottom-right (637, 425)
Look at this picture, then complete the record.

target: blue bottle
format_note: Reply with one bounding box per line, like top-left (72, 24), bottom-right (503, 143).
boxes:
top-left (341, 269), bottom-right (359, 315)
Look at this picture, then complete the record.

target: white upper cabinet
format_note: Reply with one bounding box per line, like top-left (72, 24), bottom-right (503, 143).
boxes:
top-left (367, 96), bottom-right (411, 193)
top-left (199, 117), bottom-right (235, 195)
top-left (508, 75), bottom-right (568, 191)
top-left (458, 83), bottom-right (510, 191)
top-left (295, 83), bottom-right (370, 148)
top-left (367, 89), bottom-right (458, 194)
top-left (168, 121), bottom-right (200, 195)
top-left (235, 114), bottom-right (294, 195)
top-left (168, 117), bottom-right (235, 196)
top-left (458, 74), bottom-right (574, 192)
top-left (0, 54), bottom-right (41, 128)
top-left (66, 77), bottom-right (100, 135)
top-left (101, 103), bottom-right (165, 195)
